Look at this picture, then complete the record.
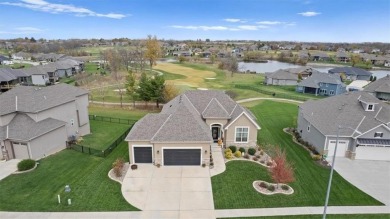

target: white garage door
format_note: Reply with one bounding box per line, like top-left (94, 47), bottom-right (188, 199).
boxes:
top-left (355, 145), bottom-right (390, 161)
top-left (12, 142), bottom-right (30, 159)
top-left (327, 140), bottom-right (348, 157)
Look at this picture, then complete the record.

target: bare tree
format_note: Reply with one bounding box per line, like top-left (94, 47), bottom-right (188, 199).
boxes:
top-left (106, 49), bottom-right (125, 108)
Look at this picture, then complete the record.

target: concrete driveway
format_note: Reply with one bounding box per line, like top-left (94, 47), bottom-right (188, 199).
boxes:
top-left (122, 165), bottom-right (215, 218)
top-left (334, 158), bottom-right (390, 206)
top-left (0, 159), bottom-right (20, 181)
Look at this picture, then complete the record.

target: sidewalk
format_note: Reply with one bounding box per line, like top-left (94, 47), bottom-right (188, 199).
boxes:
top-left (0, 159), bottom-right (20, 181)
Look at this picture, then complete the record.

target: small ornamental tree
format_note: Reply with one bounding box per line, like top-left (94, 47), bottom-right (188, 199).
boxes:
top-left (269, 147), bottom-right (295, 189)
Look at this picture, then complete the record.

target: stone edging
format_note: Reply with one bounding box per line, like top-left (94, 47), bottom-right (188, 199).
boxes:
top-left (12, 163), bottom-right (38, 174)
top-left (253, 180), bottom-right (294, 195)
top-left (225, 157), bottom-right (273, 168)
top-left (108, 163), bottom-right (129, 184)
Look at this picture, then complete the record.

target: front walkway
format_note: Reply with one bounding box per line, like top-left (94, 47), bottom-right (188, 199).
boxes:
top-left (210, 144), bottom-right (226, 176)
top-left (121, 165), bottom-right (215, 218)
top-left (0, 159), bottom-right (20, 181)
top-left (332, 157), bottom-right (390, 206)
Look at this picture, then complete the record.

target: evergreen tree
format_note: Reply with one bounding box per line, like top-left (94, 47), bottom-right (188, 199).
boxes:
top-left (137, 72), bottom-right (152, 105)
top-left (149, 74), bottom-right (165, 108)
top-left (126, 70), bottom-right (138, 107)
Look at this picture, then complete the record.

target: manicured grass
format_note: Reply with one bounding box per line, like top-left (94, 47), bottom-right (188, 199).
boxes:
top-left (0, 141), bottom-right (138, 211)
top-left (88, 105), bottom-right (153, 120)
top-left (81, 120), bottom-right (130, 150)
top-left (211, 100), bottom-right (383, 209)
top-left (148, 68), bottom-right (186, 80)
top-left (221, 214), bottom-right (390, 219)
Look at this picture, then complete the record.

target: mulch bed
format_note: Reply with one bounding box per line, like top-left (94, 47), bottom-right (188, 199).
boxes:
top-left (253, 180), bottom-right (294, 195)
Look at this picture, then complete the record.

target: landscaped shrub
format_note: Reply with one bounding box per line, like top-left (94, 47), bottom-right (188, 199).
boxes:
top-left (266, 161), bottom-right (273, 166)
top-left (243, 154), bottom-right (250, 159)
top-left (259, 182), bottom-right (268, 188)
top-left (17, 159), bottom-right (36, 171)
top-left (112, 157), bottom-right (125, 177)
top-left (312, 154), bottom-right (321, 161)
top-left (248, 147), bottom-right (256, 155)
top-left (259, 150), bottom-right (264, 156)
top-left (268, 185), bottom-right (275, 192)
top-left (224, 148), bottom-right (232, 154)
top-left (256, 155), bottom-right (261, 159)
top-left (281, 185), bottom-right (289, 191)
top-left (234, 151), bottom-right (242, 158)
top-left (239, 147), bottom-right (246, 153)
top-left (252, 156), bottom-right (259, 161)
top-left (229, 145), bottom-right (237, 153)
top-left (260, 160), bottom-right (265, 164)
top-left (225, 150), bottom-right (233, 159)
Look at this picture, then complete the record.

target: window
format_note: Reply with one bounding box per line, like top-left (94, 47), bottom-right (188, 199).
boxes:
top-left (367, 104), bottom-right (374, 111)
top-left (70, 119), bottom-right (74, 126)
top-left (374, 132), bottom-right (383, 138)
top-left (235, 127), bottom-right (249, 143)
top-left (329, 90), bottom-right (335, 95)
top-left (320, 89), bottom-right (327, 94)
top-left (307, 124), bottom-right (311, 132)
top-left (326, 83), bottom-right (328, 87)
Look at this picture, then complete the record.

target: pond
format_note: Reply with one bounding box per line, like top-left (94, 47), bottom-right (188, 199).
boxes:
top-left (239, 61), bottom-right (390, 79)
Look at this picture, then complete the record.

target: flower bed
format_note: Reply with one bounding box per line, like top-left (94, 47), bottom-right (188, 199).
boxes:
top-left (224, 146), bottom-right (275, 168)
top-left (253, 180), bottom-right (294, 195)
top-left (108, 163), bottom-right (129, 184)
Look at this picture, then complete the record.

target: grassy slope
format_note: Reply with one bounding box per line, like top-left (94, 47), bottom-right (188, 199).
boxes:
top-left (81, 120), bottom-right (130, 150)
top-left (88, 105), bottom-right (152, 120)
top-left (212, 101), bottom-right (382, 209)
top-left (0, 142), bottom-right (138, 211)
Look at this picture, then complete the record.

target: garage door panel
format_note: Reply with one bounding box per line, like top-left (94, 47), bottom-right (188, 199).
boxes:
top-left (13, 142), bottom-right (29, 159)
top-left (163, 149), bottom-right (201, 166)
top-left (327, 140), bottom-right (348, 157)
top-left (134, 147), bottom-right (152, 163)
top-left (355, 146), bottom-right (390, 161)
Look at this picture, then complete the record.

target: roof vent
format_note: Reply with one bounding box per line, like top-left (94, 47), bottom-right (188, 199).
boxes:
top-left (339, 107), bottom-right (342, 110)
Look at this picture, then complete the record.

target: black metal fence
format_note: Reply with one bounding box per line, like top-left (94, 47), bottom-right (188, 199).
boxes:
top-left (234, 84), bottom-right (310, 102)
top-left (69, 115), bottom-right (136, 157)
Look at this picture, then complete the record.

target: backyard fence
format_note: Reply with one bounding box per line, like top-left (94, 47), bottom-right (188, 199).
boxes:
top-left (69, 115), bottom-right (136, 157)
top-left (234, 84), bottom-right (310, 102)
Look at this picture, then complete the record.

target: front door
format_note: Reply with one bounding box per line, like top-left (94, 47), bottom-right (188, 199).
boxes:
top-left (211, 126), bottom-right (220, 143)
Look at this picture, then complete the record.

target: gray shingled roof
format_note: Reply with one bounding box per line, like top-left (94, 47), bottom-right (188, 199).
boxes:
top-left (297, 72), bottom-right (344, 88)
top-left (22, 66), bottom-right (49, 76)
top-left (299, 91), bottom-right (390, 137)
top-left (202, 98), bottom-right (230, 119)
top-left (0, 84), bottom-right (88, 116)
top-left (265, 69), bottom-right (298, 81)
top-left (364, 75), bottom-right (390, 93)
top-left (0, 68), bottom-right (17, 82)
top-left (0, 114), bottom-right (65, 141)
top-left (329, 67), bottom-right (372, 77)
top-left (126, 90), bottom-right (259, 143)
top-left (358, 138), bottom-right (390, 145)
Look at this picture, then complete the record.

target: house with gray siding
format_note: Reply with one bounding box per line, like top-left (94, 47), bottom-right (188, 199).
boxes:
top-left (264, 69), bottom-right (298, 86)
top-left (364, 74), bottom-right (390, 101)
top-left (126, 90), bottom-right (260, 166)
top-left (296, 72), bottom-right (346, 96)
top-left (298, 91), bottom-right (390, 161)
top-left (0, 84), bottom-right (90, 160)
top-left (329, 67), bottom-right (372, 81)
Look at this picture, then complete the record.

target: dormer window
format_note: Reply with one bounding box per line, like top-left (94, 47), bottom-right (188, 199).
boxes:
top-left (374, 132), bottom-right (383, 138)
top-left (367, 104), bottom-right (374, 111)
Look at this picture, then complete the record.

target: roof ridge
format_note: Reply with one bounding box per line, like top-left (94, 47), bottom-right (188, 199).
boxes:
top-left (150, 114), bottom-right (172, 141)
top-left (215, 98), bottom-right (230, 116)
top-left (201, 97), bottom-right (216, 115)
top-left (183, 93), bottom-right (200, 115)
top-left (230, 104), bottom-right (238, 116)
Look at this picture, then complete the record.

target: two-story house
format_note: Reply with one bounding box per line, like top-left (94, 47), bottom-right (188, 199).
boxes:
top-left (296, 72), bottom-right (346, 96)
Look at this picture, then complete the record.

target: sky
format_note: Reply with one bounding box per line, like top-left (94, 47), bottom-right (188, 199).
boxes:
top-left (0, 0), bottom-right (389, 42)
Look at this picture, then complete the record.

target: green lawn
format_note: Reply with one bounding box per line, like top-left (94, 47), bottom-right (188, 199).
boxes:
top-left (211, 100), bottom-right (383, 209)
top-left (221, 214), bottom-right (390, 219)
top-left (88, 105), bottom-right (153, 120)
top-left (0, 141), bottom-right (138, 211)
top-left (81, 120), bottom-right (130, 150)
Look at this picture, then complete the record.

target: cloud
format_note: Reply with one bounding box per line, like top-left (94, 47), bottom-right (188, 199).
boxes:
top-left (238, 25), bottom-right (269, 30)
top-left (223, 18), bottom-right (247, 23)
top-left (256, 21), bottom-right (283, 25)
top-left (0, 26), bottom-right (44, 34)
top-left (298, 11), bottom-right (321, 17)
top-left (0, 0), bottom-right (127, 19)
top-left (170, 25), bottom-right (237, 31)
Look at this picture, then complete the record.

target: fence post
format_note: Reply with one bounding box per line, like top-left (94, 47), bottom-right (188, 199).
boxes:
top-left (89, 147), bottom-right (91, 155)
top-left (81, 145), bottom-right (84, 153)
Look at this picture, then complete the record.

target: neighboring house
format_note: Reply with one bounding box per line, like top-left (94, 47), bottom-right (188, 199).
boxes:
top-left (296, 72), bottom-right (346, 96)
top-left (0, 68), bottom-right (18, 92)
top-left (346, 80), bottom-right (371, 92)
top-left (297, 91), bottom-right (390, 161)
top-left (311, 52), bottom-right (330, 61)
top-left (126, 90), bottom-right (261, 166)
top-left (285, 67), bottom-right (318, 79)
top-left (328, 67), bottom-right (372, 81)
top-left (0, 84), bottom-right (90, 160)
top-left (264, 69), bottom-right (298, 86)
top-left (12, 52), bottom-right (31, 61)
top-left (336, 51), bottom-right (350, 63)
top-left (0, 55), bottom-right (13, 65)
top-left (298, 51), bottom-right (309, 60)
top-left (173, 51), bottom-right (191, 57)
top-left (22, 66), bottom-right (50, 86)
top-left (364, 74), bottom-right (390, 101)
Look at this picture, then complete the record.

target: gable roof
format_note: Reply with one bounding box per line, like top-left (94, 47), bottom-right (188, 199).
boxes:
top-left (328, 67), bottom-right (372, 77)
top-left (297, 72), bottom-right (344, 88)
top-left (364, 75), bottom-right (390, 93)
top-left (265, 69), bottom-right (298, 81)
top-left (0, 68), bottom-right (17, 82)
top-left (202, 98), bottom-right (230, 119)
top-left (0, 114), bottom-right (65, 141)
top-left (0, 84), bottom-right (88, 116)
top-left (299, 91), bottom-right (390, 137)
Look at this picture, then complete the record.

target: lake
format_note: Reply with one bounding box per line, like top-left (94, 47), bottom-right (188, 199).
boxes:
top-left (238, 60), bottom-right (390, 79)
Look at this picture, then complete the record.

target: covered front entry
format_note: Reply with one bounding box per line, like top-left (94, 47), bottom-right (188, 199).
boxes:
top-left (12, 142), bottom-right (30, 159)
top-left (133, 146), bottom-right (153, 163)
top-left (327, 140), bottom-right (348, 157)
top-left (163, 148), bottom-right (201, 166)
top-left (211, 124), bottom-right (222, 143)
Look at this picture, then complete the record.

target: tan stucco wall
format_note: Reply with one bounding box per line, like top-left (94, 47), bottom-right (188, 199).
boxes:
top-left (225, 115), bottom-right (258, 148)
top-left (128, 141), bottom-right (210, 165)
top-left (205, 119), bottom-right (228, 126)
top-left (0, 113), bottom-right (16, 126)
top-left (29, 126), bottom-right (67, 160)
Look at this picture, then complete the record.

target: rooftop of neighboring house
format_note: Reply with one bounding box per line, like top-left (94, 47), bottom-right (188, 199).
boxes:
top-left (126, 90), bottom-right (259, 143)
top-left (265, 69), bottom-right (298, 81)
top-left (0, 68), bottom-right (18, 82)
top-left (364, 74), bottom-right (390, 93)
top-left (297, 72), bottom-right (344, 88)
top-left (0, 84), bottom-right (88, 116)
top-left (299, 91), bottom-right (390, 137)
top-left (328, 67), bottom-right (372, 77)
top-left (312, 52), bottom-right (329, 57)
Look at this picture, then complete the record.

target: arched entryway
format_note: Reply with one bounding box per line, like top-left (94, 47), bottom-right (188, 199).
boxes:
top-left (211, 124), bottom-right (223, 143)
